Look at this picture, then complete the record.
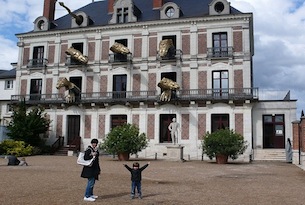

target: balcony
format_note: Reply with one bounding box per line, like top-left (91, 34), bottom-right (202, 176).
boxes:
top-left (157, 49), bottom-right (182, 61)
top-left (109, 53), bottom-right (132, 64)
top-left (27, 58), bottom-right (48, 68)
top-left (11, 88), bottom-right (258, 106)
top-left (207, 47), bottom-right (233, 59)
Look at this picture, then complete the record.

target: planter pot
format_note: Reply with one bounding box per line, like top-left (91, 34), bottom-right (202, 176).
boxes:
top-left (216, 154), bottom-right (228, 164)
top-left (118, 152), bottom-right (130, 161)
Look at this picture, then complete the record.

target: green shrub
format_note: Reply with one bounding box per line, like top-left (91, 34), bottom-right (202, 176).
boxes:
top-left (202, 129), bottom-right (248, 160)
top-left (100, 123), bottom-right (148, 155)
top-left (0, 140), bottom-right (34, 157)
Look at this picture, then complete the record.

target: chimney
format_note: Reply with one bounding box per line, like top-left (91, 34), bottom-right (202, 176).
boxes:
top-left (108, 0), bottom-right (115, 13)
top-left (43, 0), bottom-right (57, 21)
top-left (153, 0), bottom-right (163, 9)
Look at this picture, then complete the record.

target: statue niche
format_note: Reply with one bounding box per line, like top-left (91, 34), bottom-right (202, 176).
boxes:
top-left (56, 78), bottom-right (81, 103)
top-left (157, 77), bottom-right (180, 102)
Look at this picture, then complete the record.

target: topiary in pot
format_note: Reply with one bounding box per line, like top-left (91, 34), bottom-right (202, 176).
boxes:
top-left (100, 123), bottom-right (148, 161)
top-left (202, 128), bottom-right (248, 163)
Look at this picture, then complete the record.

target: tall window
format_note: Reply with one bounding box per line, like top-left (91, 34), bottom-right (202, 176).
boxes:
top-left (111, 115), bottom-right (127, 129)
top-left (30, 79), bottom-right (42, 100)
top-left (71, 43), bottom-right (84, 65)
top-left (161, 35), bottom-right (176, 59)
top-left (33, 46), bottom-right (44, 66)
top-left (117, 8), bottom-right (128, 23)
top-left (161, 72), bottom-right (177, 99)
top-left (212, 32), bottom-right (228, 57)
top-left (114, 39), bottom-right (128, 62)
top-left (113, 74), bottom-right (127, 98)
top-left (212, 70), bottom-right (228, 97)
top-left (5, 80), bottom-right (13, 90)
top-left (211, 114), bottom-right (229, 132)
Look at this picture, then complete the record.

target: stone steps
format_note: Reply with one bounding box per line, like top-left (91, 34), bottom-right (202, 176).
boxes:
top-left (253, 149), bottom-right (286, 161)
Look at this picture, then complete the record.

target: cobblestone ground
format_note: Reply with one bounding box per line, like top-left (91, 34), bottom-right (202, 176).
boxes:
top-left (1, 155), bottom-right (305, 205)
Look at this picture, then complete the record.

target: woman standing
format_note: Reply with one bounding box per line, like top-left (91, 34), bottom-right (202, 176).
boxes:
top-left (81, 138), bottom-right (101, 202)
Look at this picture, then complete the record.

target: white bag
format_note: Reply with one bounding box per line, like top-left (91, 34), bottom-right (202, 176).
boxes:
top-left (77, 152), bottom-right (95, 166)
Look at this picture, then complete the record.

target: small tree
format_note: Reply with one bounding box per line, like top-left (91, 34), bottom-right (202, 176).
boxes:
top-left (7, 101), bottom-right (51, 147)
top-left (202, 128), bottom-right (248, 161)
top-left (100, 123), bottom-right (148, 156)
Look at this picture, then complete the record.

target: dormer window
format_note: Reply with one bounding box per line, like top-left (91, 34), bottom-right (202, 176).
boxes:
top-left (165, 7), bottom-right (175, 18)
top-left (214, 2), bottom-right (225, 13)
top-left (33, 16), bottom-right (50, 32)
top-left (109, 0), bottom-right (139, 24)
top-left (160, 3), bottom-right (180, 19)
top-left (117, 8), bottom-right (129, 23)
top-left (209, 0), bottom-right (230, 15)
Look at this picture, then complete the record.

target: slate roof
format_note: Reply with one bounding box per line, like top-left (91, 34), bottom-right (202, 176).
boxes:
top-left (0, 69), bottom-right (16, 79)
top-left (50, 0), bottom-right (242, 31)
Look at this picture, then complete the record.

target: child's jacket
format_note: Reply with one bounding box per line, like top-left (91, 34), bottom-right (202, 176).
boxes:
top-left (124, 164), bottom-right (149, 182)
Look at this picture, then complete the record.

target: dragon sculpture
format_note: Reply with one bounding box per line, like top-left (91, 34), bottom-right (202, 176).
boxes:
top-left (110, 42), bottom-right (131, 55)
top-left (65, 47), bottom-right (88, 64)
top-left (56, 77), bottom-right (81, 103)
top-left (59, 2), bottom-right (83, 25)
top-left (159, 39), bottom-right (175, 57)
top-left (157, 77), bottom-right (180, 102)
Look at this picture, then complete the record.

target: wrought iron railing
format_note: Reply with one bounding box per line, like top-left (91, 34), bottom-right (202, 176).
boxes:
top-left (157, 49), bottom-right (183, 61)
top-left (27, 58), bottom-right (48, 68)
top-left (109, 53), bottom-right (133, 63)
top-left (11, 88), bottom-right (258, 105)
top-left (207, 47), bottom-right (233, 58)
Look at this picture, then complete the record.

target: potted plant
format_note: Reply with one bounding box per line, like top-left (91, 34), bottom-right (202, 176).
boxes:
top-left (100, 123), bottom-right (148, 161)
top-left (202, 128), bottom-right (248, 164)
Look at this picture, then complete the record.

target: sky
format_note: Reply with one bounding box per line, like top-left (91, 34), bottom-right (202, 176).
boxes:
top-left (0, 0), bottom-right (304, 115)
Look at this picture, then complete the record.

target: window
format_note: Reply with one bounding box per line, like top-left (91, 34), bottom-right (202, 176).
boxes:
top-left (7, 104), bottom-right (13, 112)
top-left (69, 77), bottom-right (82, 101)
top-left (161, 72), bottom-right (177, 99)
top-left (33, 46), bottom-right (44, 66)
top-left (212, 32), bottom-right (228, 57)
top-left (113, 74), bottom-right (127, 98)
top-left (212, 70), bottom-right (228, 97)
top-left (211, 114), bottom-right (229, 132)
top-left (111, 115), bottom-right (127, 129)
top-left (161, 35), bottom-right (176, 59)
top-left (71, 43), bottom-right (84, 65)
top-left (117, 8), bottom-right (128, 23)
top-left (114, 39), bottom-right (128, 62)
top-left (5, 80), bottom-right (13, 90)
top-left (165, 7), bottom-right (175, 18)
top-left (30, 79), bottom-right (42, 100)
top-left (214, 2), bottom-right (225, 13)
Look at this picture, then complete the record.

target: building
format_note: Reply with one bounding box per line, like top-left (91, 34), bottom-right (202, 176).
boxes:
top-left (12, 0), bottom-right (296, 161)
top-left (0, 67), bottom-right (16, 141)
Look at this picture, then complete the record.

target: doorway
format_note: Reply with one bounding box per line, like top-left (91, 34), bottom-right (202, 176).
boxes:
top-left (263, 115), bottom-right (285, 148)
top-left (160, 114), bottom-right (176, 143)
top-left (67, 115), bottom-right (80, 145)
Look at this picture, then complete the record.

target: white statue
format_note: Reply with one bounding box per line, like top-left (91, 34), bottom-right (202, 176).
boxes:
top-left (168, 118), bottom-right (179, 145)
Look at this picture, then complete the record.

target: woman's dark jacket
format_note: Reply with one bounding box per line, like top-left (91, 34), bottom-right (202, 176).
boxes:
top-left (124, 164), bottom-right (149, 182)
top-left (80, 146), bottom-right (101, 180)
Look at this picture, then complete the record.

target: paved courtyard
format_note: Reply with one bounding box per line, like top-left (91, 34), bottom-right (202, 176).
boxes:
top-left (1, 155), bottom-right (305, 205)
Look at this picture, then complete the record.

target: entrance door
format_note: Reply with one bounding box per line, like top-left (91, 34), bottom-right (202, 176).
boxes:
top-left (263, 115), bottom-right (285, 148)
top-left (67, 115), bottom-right (80, 145)
top-left (160, 114), bottom-right (176, 143)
